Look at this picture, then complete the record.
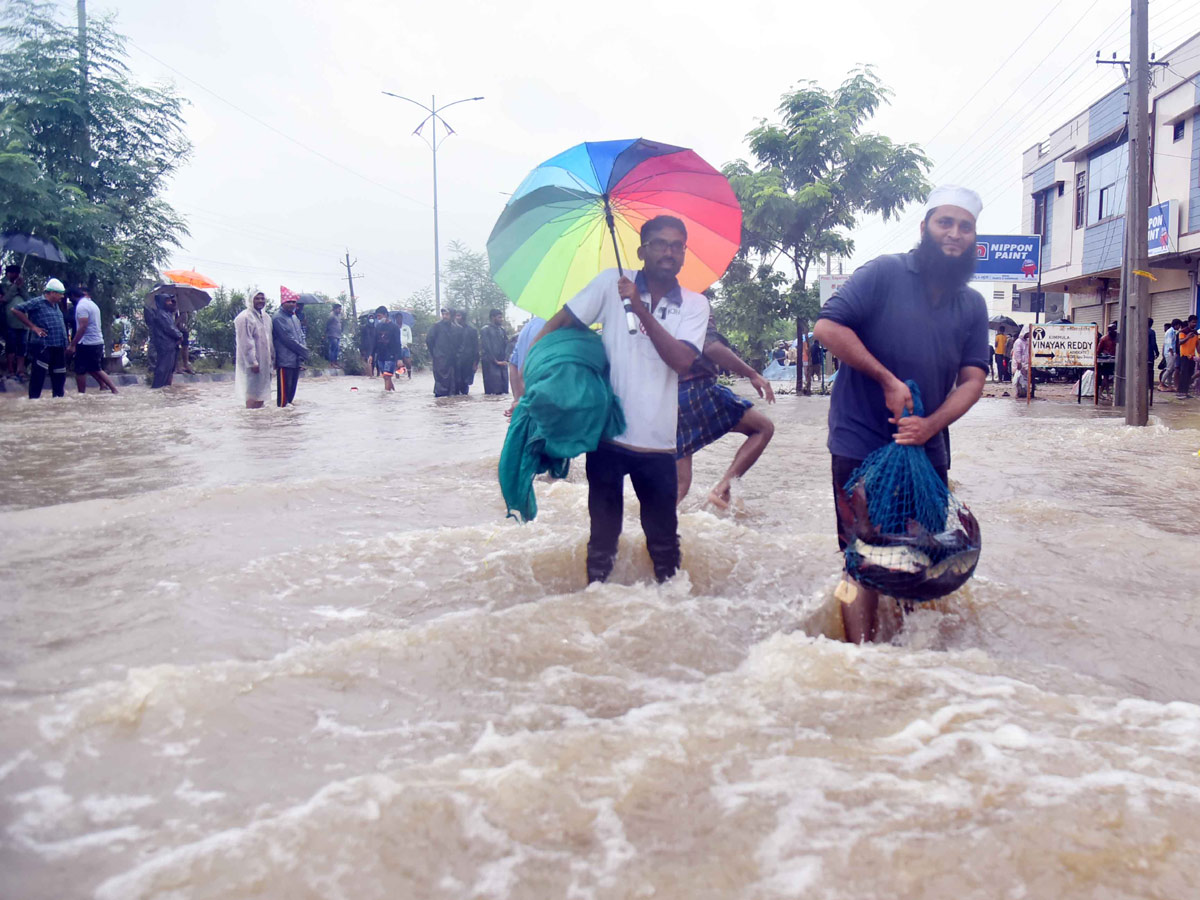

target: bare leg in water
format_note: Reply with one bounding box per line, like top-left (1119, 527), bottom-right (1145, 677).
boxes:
top-left (838, 578), bottom-right (881, 643)
top-left (677, 408), bottom-right (775, 508)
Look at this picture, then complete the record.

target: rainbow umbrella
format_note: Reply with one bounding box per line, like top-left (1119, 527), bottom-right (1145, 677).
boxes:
top-left (487, 138), bottom-right (741, 320)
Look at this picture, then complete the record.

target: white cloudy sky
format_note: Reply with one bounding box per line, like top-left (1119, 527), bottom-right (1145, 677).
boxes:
top-left (97, 0), bottom-right (1198, 303)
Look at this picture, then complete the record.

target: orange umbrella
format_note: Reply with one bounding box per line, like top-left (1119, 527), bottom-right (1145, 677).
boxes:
top-left (162, 268), bottom-right (219, 289)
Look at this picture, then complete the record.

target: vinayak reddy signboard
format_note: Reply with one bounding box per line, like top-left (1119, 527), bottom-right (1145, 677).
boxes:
top-left (1030, 323), bottom-right (1096, 368)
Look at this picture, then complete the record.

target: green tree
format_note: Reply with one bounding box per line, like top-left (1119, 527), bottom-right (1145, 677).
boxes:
top-left (442, 240), bottom-right (508, 329)
top-left (725, 67), bottom-right (930, 294)
top-left (0, 0), bottom-right (190, 341)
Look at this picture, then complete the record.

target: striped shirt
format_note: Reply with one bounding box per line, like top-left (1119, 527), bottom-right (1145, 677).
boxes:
top-left (16, 297), bottom-right (68, 347)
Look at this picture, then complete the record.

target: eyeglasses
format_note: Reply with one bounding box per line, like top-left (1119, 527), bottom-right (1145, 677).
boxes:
top-left (643, 239), bottom-right (687, 254)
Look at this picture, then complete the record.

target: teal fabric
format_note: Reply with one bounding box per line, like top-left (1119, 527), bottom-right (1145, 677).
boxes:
top-left (499, 327), bottom-right (625, 522)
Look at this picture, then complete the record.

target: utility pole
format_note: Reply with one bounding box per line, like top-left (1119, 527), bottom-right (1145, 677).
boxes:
top-left (381, 92), bottom-right (483, 311)
top-left (1124, 0), bottom-right (1150, 425)
top-left (340, 251), bottom-right (361, 321)
top-left (1097, 9), bottom-right (1165, 423)
top-left (76, 0), bottom-right (90, 185)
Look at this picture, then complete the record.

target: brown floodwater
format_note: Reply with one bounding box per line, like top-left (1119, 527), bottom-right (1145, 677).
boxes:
top-left (2, 373), bottom-right (1199, 899)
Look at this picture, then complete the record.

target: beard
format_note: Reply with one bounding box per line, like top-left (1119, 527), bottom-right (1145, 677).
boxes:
top-left (916, 230), bottom-right (977, 292)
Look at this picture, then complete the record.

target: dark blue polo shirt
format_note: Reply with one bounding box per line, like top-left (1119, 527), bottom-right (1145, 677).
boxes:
top-left (817, 250), bottom-right (989, 468)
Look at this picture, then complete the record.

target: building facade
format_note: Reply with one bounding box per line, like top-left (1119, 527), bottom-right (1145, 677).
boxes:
top-left (1020, 32), bottom-right (1200, 330)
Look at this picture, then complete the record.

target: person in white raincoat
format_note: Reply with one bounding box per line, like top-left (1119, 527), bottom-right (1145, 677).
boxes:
top-left (234, 289), bottom-right (275, 408)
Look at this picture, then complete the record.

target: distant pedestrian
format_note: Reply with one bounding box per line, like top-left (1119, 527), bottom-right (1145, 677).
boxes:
top-left (1177, 315), bottom-right (1198, 399)
top-left (324, 303), bottom-right (343, 367)
top-left (146, 291), bottom-right (182, 389)
top-left (676, 319), bottom-right (775, 509)
top-left (359, 310), bottom-right (378, 377)
top-left (426, 307), bottom-right (460, 397)
top-left (234, 290), bottom-right (274, 409)
top-left (479, 308), bottom-right (509, 395)
top-left (12, 277), bottom-right (69, 398)
top-left (399, 318), bottom-right (413, 378)
top-left (2, 264), bottom-right (29, 379)
top-left (994, 329), bottom-right (1010, 381)
top-left (1012, 325), bottom-right (1033, 399)
top-left (453, 310), bottom-right (479, 395)
top-left (272, 293), bottom-right (308, 407)
top-left (369, 306), bottom-right (403, 392)
top-left (66, 287), bottom-right (118, 394)
top-left (1162, 319), bottom-right (1179, 387)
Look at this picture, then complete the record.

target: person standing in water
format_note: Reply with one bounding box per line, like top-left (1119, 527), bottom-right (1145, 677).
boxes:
top-left (234, 290), bottom-right (274, 409)
top-left (533, 216), bottom-right (708, 584)
top-left (813, 185), bottom-right (989, 643)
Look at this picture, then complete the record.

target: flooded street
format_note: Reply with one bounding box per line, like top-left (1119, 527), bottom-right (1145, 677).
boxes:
top-left (2, 374), bottom-right (1200, 899)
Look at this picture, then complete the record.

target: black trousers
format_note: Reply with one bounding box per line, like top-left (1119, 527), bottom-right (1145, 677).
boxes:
top-left (276, 367), bottom-right (299, 407)
top-left (585, 442), bottom-right (680, 584)
top-left (29, 345), bottom-right (67, 398)
top-left (151, 342), bottom-right (176, 388)
top-left (455, 362), bottom-right (475, 395)
top-left (481, 360), bottom-right (508, 395)
top-left (1178, 355), bottom-right (1195, 396)
top-left (432, 356), bottom-right (455, 397)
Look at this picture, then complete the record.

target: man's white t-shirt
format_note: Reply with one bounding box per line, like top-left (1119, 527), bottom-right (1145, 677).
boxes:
top-left (74, 297), bottom-right (104, 345)
top-left (566, 269), bottom-right (709, 452)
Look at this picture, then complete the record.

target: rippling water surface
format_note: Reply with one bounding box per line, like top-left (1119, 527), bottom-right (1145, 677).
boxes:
top-left (2, 374), bottom-right (1199, 899)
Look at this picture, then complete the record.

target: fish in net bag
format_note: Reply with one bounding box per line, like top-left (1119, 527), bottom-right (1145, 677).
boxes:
top-left (835, 380), bottom-right (981, 601)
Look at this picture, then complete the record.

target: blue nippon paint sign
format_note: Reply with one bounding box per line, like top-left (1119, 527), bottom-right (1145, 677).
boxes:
top-left (1147, 200), bottom-right (1176, 258)
top-left (972, 235), bottom-right (1041, 283)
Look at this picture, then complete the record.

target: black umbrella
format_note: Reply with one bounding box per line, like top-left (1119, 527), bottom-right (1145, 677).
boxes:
top-left (988, 314), bottom-right (1018, 331)
top-left (143, 284), bottom-right (212, 314)
top-left (297, 293), bottom-right (326, 305)
top-left (2, 231), bottom-right (66, 263)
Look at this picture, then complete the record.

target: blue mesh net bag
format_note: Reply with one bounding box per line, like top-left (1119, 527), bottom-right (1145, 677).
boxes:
top-left (837, 380), bottom-right (981, 601)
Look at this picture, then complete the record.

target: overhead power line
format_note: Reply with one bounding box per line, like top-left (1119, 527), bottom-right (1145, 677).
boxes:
top-left (125, 38), bottom-right (430, 210)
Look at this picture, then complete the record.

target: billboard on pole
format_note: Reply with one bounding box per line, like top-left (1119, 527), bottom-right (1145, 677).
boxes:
top-left (972, 235), bottom-right (1041, 283)
top-left (819, 273), bottom-right (852, 305)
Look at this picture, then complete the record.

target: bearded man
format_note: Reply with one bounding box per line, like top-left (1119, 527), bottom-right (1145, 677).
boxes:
top-left (813, 185), bottom-right (989, 644)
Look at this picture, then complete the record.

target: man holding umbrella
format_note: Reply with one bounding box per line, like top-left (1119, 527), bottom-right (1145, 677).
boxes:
top-left (146, 291), bottom-right (183, 389)
top-left (12, 277), bottom-right (69, 398)
top-left (533, 216), bottom-right (709, 584)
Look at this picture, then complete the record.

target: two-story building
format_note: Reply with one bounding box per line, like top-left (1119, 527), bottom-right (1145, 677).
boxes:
top-left (1019, 31), bottom-right (1200, 330)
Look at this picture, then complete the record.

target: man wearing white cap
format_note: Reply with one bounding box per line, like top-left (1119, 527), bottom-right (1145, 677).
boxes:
top-left (12, 277), bottom-right (70, 398)
top-left (813, 185), bottom-right (989, 643)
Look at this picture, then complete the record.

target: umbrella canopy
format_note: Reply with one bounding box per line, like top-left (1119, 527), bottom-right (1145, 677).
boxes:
top-left (487, 138), bottom-right (742, 320)
top-left (143, 284), bottom-right (212, 314)
top-left (988, 314), bottom-right (1018, 331)
top-left (161, 269), bottom-right (219, 289)
top-left (2, 231), bottom-right (66, 263)
top-left (296, 293), bottom-right (326, 305)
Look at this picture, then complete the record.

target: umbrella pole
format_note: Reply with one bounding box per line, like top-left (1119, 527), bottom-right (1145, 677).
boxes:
top-left (603, 200), bottom-right (637, 335)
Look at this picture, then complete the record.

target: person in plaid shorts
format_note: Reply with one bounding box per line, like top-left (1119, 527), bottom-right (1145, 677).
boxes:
top-left (676, 319), bottom-right (775, 508)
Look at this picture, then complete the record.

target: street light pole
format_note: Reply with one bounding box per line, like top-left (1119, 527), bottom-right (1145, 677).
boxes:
top-left (382, 91), bottom-right (483, 311)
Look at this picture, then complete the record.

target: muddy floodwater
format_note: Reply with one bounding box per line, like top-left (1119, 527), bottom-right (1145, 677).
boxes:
top-left (2, 374), bottom-right (1200, 899)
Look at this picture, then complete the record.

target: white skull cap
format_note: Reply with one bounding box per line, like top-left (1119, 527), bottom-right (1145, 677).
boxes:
top-left (924, 185), bottom-right (982, 221)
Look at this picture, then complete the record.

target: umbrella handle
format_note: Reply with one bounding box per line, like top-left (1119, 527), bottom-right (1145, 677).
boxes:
top-left (604, 201), bottom-right (637, 335)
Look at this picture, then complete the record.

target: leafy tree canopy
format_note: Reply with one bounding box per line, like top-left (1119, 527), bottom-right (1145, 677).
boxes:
top-left (714, 67), bottom-right (931, 360)
top-left (0, 0), bottom-right (190, 335)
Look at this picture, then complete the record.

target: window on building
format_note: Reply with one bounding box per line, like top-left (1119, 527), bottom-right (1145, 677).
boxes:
top-left (1087, 140), bottom-right (1127, 224)
top-left (1074, 171), bottom-right (1086, 229)
top-left (1173, 120), bottom-right (1185, 142)
top-left (1033, 192), bottom-right (1047, 238)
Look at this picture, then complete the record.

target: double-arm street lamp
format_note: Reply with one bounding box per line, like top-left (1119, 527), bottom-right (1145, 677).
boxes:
top-left (382, 92), bottom-right (483, 310)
